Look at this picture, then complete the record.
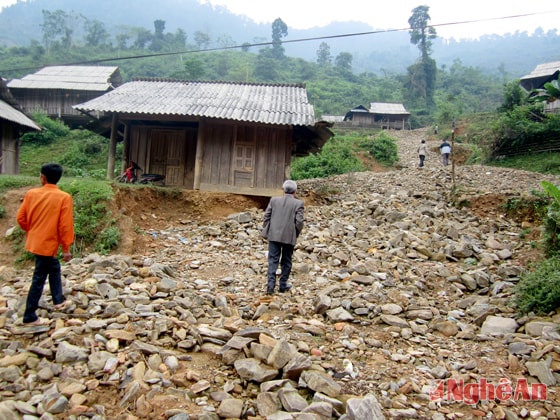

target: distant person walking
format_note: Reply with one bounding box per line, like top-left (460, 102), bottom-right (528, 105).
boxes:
top-left (434, 125), bottom-right (439, 135)
top-left (262, 180), bottom-right (304, 295)
top-left (440, 139), bottom-right (452, 166)
top-left (417, 139), bottom-right (428, 167)
top-left (17, 163), bottom-right (74, 325)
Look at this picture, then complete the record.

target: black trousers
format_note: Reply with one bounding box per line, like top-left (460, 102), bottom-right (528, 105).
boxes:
top-left (267, 241), bottom-right (294, 291)
top-left (23, 255), bottom-right (64, 323)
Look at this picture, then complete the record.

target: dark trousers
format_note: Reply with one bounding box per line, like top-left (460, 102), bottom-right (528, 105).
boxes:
top-left (23, 255), bottom-right (63, 323)
top-left (442, 153), bottom-right (450, 166)
top-left (419, 155), bottom-right (425, 167)
top-left (267, 241), bottom-right (294, 291)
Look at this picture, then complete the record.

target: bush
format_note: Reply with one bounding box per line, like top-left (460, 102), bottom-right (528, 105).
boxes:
top-left (359, 131), bottom-right (399, 166)
top-left (60, 179), bottom-right (115, 257)
top-left (94, 224), bottom-right (121, 254)
top-left (514, 257), bottom-right (560, 315)
top-left (291, 137), bottom-right (364, 180)
top-left (20, 113), bottom-right (70, 146)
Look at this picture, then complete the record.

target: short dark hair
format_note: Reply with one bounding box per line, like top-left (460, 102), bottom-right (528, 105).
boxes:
top-left (41, 163), bottom-right (64, 184)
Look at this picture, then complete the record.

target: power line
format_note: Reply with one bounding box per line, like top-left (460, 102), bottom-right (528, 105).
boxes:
top-left (0, 10), bottom-right (558, 74)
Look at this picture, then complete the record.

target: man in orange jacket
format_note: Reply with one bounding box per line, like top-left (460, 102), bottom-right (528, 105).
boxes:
top-left (17, 163), bottom-right (74, 325)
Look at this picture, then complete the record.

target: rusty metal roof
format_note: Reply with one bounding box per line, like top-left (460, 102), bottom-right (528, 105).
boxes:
top-left (74, 79), bottom-right (317, 126)
top-left (7, 65), bottom-right (121, 91)
top-left (369, 102), bottom-right (410, 115)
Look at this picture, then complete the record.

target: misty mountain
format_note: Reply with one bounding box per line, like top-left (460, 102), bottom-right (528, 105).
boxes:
top-left (1, 0), bottom-right (559, 78)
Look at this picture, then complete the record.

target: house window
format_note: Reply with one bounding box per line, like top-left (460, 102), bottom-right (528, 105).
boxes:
top-left (235, 143), bottom-right (254, 172)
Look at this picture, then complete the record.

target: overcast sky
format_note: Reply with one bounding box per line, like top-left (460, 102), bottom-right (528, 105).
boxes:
top-left (1, 0), bottom-right (559, 40)
top-left (202, 0), bottom-right (560, 40)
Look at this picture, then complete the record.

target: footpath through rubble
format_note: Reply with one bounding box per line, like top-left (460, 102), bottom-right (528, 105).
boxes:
top-left (1, 128), bottom-right (560, 419)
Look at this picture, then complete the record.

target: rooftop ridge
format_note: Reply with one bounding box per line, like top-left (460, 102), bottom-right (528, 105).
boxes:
top-left (130, 77), bottom-right (306, 88)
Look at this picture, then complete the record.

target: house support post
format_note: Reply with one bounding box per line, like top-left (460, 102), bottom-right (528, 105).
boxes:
top-left (107, 113), bottom-right (118, 180)
top-left (193, 124), bottom-right (204, 190)
top-left (121, 122), bottom-right (129, 173)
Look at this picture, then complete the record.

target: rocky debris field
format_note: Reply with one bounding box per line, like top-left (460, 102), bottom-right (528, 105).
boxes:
top-left (1, 128), bottom-right (560, 420)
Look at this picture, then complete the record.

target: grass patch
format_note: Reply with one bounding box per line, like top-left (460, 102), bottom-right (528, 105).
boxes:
top-left (489, 152), bottom-right (560, 175)
top-left (0, 175), bottom-right (39, 194)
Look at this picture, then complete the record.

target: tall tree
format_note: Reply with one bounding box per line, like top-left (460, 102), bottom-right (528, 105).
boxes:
top-left (407, 5), bottom-right (437, 109)
top-left (84, 19), bottom-right (109, 47)
top-left (271, 18), bottom-right (288, 59)
top-left (194, 31), bottom-right (211, 49)
top-left (41, 9), bottom-right (79, 53)
top-left (408, 5), bottom-right (436, 60)
top-left (316, 42), bottom-right (332, 66)
top-left (151, 20), bottom-right (166, 51)
top-left (334, 52), bottom-right (353, 78)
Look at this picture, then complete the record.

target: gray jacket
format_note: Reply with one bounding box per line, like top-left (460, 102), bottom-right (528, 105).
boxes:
top-left (262, 194), bottom-right (304, 245)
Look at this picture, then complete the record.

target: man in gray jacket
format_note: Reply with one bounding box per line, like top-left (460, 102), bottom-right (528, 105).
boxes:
top-left (262, 180), bottom-right (304, 295)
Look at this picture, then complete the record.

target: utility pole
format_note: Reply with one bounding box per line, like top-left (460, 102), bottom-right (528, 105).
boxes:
top-left (451, 117), bottom-right (456, 189)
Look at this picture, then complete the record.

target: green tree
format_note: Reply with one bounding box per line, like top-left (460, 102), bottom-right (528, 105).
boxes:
top-left (271, 18), bottom-right (288, 59)
top-left (115, 33), bottom-right (131, 50)
top-left (254, 48), bottom-right (278, 81)
top-left (194, 31), bottom-right (211, 49)
top-left (151, 19), bottom-right (166, 51)
top-left (183, 54), bottom-right (205, 80)
top-left (316, 42), bottom-right (332, 66)
top-left (84, 18), bottom-right (109, 47)
top-left (41, 9), bottom-right (78, 52)
top-left (173, 29), bottom-right (187, 49)
top-left (500, 79), bottom-right (527, 112)
top-left (334, 52), bottom-right (353, 78)
top-left (133, 28), bottom-right (152, 49)
top-left (407, 5), bottom-right (437, 108)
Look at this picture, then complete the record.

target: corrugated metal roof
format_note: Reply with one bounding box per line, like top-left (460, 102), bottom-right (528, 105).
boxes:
top-left (369, 102), bottom-right (410, 115)
top-left (321, 115), bottom-right (345, 122)
top-left (0, 77), bottom-right (40, 130)
top-left (74, 80), bottom-right (317, 126)
top-left (521, 61), bottom-right (560, 80)
top-left (7, 65), bottom-right (120, 91)
top-left (0, 99), bottom-right (41, 130)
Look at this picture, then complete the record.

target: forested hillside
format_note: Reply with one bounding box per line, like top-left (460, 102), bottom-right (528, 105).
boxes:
top-left (1, 0), bottom-right (559, 127)
top-left (1, 0), bottom-right (559, 78)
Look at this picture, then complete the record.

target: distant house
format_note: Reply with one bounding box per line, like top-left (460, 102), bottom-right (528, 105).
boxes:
top-left (8, 65), bottom-right (122, 127)
top-left (74, 79), bottom-right (333, 196)
top-left (0, 78), bottom-right (40, 174)
top-left (344, 102), bottom-right (410, 129)
top-left (520, 61), bottom-right (560, 114)
top-left (320, 115), bottom-right (345, 124)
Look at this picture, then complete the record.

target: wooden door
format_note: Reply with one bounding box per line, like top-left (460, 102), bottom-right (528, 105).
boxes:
top-left (149, 129), bottom-right (187, 187)
top-left (165, 131), bottom-right (185, 186)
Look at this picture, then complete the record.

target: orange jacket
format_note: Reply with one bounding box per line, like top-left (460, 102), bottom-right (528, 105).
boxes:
top-left (16, 184), bottom-right (74, 257)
